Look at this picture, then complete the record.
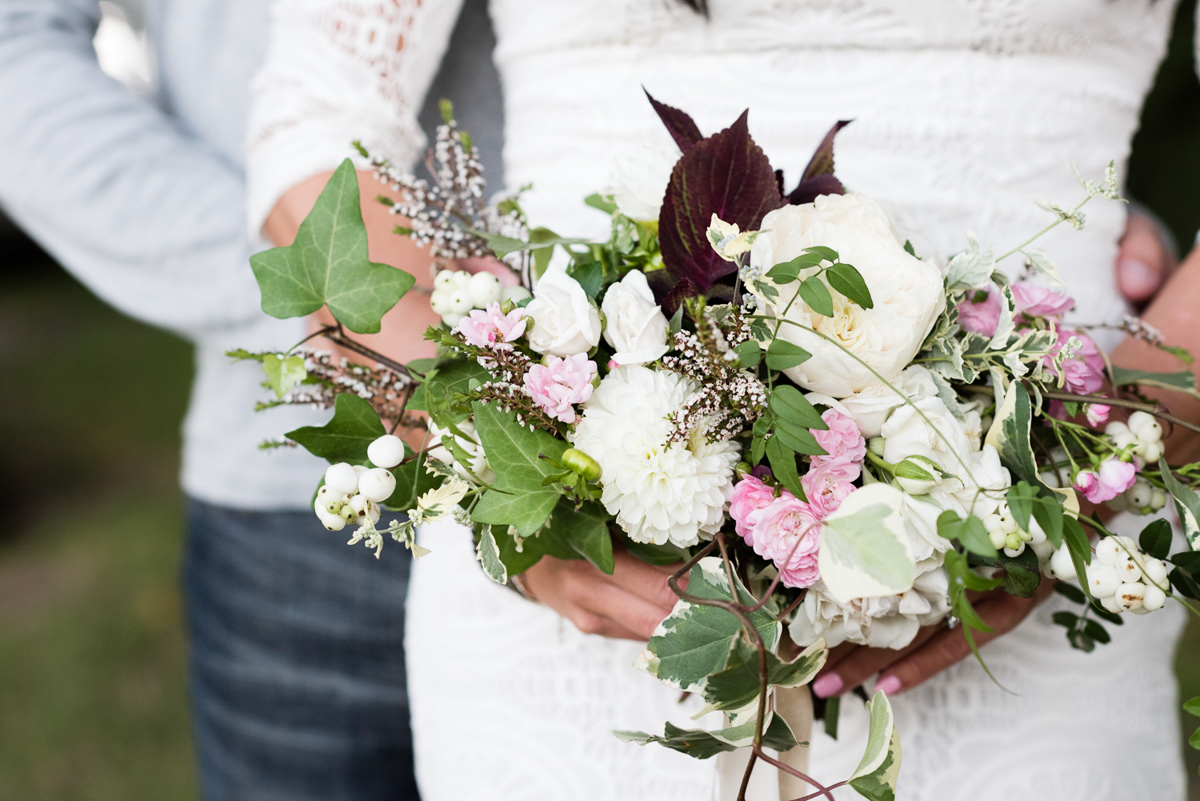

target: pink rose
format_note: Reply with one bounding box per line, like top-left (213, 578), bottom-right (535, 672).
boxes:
top-left (1074, 457), bottom-right (1137, 503)
top-left (802, 462), bottom-right (855, 518)
top-left (1085, 403), bottom-right (1110, 428)
top-left (523, 353), bottom-right (597, 424)
top-left (956, 286), bottom-right (1002, 336)
top-left (1044, 328), bottom-right (1105, 396)
top-left (812, 408), bottom-right (866, 467)
top-left (730, 475), bottom-right (777, 546)
top-left (457, 303), bottom-right (528, 349)
top-left (1011, 283), bottom-right (1074, 320)
top-left (749, 495), bottom-right (823, 588)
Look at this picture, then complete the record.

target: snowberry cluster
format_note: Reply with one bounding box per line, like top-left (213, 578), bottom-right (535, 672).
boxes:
top-left (430, 269), bottom-right (530, 328)
top-left (1046, 536), bottom-right (1169, 614)
top-left (1106, 411), bottom-right (1164, 463)
top-left (311, 434), bottom-right (406, 533)
top-left (1106, 476), bottom-right (1168, 515)
top-left (981, 503), bottom-right (1051, 559)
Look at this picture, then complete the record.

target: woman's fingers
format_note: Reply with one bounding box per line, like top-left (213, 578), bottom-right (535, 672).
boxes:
top-left (811, 626), bottom-right (941, 698)
top-left (606, 550), bottom-right (685, 614)
top-left (1117, 210), bottom-right (1174, 304)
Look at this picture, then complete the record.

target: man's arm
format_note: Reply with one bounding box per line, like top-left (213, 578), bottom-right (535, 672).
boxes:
top-left (0, 0), bottom-right (262, 336)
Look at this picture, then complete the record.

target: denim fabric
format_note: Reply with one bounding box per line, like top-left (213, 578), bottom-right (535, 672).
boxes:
top-left (184, 500), bottom-right (419, 801)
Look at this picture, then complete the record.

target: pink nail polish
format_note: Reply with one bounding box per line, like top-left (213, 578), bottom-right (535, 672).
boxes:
top-left (875, 675), bottom-right (901, 695)
top-left (812, 673), bottom-right (843, 698)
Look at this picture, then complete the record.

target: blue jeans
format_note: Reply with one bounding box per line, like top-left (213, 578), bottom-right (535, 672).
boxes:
top-left (184, 500), bottom-right (419, 801)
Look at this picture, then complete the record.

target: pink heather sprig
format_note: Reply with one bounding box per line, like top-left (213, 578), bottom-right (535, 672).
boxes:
top-left (523, 353), bottom-right (597, 424)
top-left (1074, 457), bottom-right (1137, 503)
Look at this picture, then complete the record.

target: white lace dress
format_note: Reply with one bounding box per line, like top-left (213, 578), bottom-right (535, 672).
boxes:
top-left (248, 1), bottom-right (1192, 798)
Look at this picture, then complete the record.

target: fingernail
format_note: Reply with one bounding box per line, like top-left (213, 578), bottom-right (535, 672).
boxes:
top-left (812, 673), bottom-right (843, 698)
top-left (1118, 257), bottom-right (1159, 299)
top-left (875, 675), bottom-right (901, 695)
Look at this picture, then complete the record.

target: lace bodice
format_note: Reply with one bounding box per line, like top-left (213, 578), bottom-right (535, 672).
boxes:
top-left (248, 2), bottom-right (1191, 798)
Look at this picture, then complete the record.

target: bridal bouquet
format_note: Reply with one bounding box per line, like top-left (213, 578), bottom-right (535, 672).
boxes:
top-left (237, 96), bottom-right (1200, 799)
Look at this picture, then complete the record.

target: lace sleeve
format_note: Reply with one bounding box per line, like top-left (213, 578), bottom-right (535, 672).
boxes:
top-left (246, 0), bottom-right (465, 236)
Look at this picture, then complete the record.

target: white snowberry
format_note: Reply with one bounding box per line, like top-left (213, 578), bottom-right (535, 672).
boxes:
top-left (501, 285), bottom-right (532, 303)
top-left (430, 290), bottom-right (453, 316)
top-left (368, 434), bottom-right (407, 469)
top-left (324, 462), bottom-right (360, 496)
top-left (442, 310), bottom-right (466, 328)
top-left (1128, 411), bottom-right (1162, 443)
top-left (1143, 557), bottom-right (1170, 588)
top-left (467, 272), bottom-right (503, 307)
top-left (434, 269), bottom-right (464, 292)
top-left (1127, 478), bottom-right (1153, 510)
top-left (1085, 564), bottom-right (1121, 598)
top-left (1142, 582), bottom-right (1168, 612)
top-left (313, 498), bottom-right (347, 532)
top-left (1135, 440), bottom-right (1163, 463)
top-left (358, 467), bottom-right (396, 503)
top-left (1114, 582), bottom-right (1146, 612)
top-left (1100, 594), bottom-right (1124, 615)
top-left (447, 288), bottom-right (474, 315)
top-left (1095, 537), bottom-right (1123, 566)
top-left (1047, 545), bottom-right (1077, 581)
top-left (348, 493), bottom-right (382, 525)
top-left (1115, 554), bottom-right (1145, 584)
top-left (1105, 421), bottom-right (1139, 451)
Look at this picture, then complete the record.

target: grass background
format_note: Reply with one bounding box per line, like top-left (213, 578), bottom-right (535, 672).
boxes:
top-left (3, 2), bottom-right (1200, 798)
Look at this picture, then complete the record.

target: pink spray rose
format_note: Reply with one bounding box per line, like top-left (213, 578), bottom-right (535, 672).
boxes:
top-left (749, 494), bottom-right (823, 588)
top-left (811, 408), bottom-right (867, 468)
top-left (1011, 283), bottom-right (1074, 321)
top-left (523, 353), bottom-right (597, 424)
top-left (457, 302), bottom-right (528, 349)
top-left (1074, 457), bottom-right (1137, 503)
top-left (1044, 328), bottom-right (1106, 396)
top-left (802, 464), bottom-right (855, 518)
top-left (729, 475), bottom-right (777, 546)
top-left (1085, 403), bottom-right (1111, 428)
top-left (956, 286), bottom-right (1002, 336)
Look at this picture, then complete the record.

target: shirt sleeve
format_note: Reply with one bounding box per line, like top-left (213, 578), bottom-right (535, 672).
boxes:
top-left (246, 0), bottom-right (465, 237)
top-left (0, 0), bottom-right (266, 336)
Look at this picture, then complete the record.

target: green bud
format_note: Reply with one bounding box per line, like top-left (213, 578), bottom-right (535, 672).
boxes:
top-left (735, 461), bottom-right (753, 478)
top-left (561, 448), bottom-right (602, 482)
top-left (868, 437), bottom-right (886, 457)
top-left (1005, 533), bottom-right (1022, 551)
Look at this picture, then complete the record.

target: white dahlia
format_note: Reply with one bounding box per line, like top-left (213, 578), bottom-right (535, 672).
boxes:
top-left (571, 366), bottom-right (740, 547)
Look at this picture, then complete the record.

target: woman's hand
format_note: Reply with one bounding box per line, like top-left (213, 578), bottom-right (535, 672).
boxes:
top-left (1116, 208), bottom-right (1177, 305)
top-left (521, 552), bottom-right (684, 641)
top-left (811, 580), bottom-right (1057, 698)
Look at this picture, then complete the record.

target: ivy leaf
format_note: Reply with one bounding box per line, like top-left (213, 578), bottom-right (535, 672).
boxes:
top-left (409, 359), bottom-right (488, 414)
top-left (798, 276), bottom-right (834, 317)
top-left (469, 402), bottom-right (568, 536)
top-left (261, 353), bottom-right (308, 399)
top-left (644, 90), bottom-right (704, 153)
top-left (250, 159), bottom-right (414, 334)
top-left (658, 110), bottom-right (785, 291)
top-left (546, 498), bottom-right (614, 574)
top-left (984, 382), bottom-right (1040, 486)
top-left (827, 263), bottom-right (874, 310)
top-left (787, 120), bottom-right (851, 205)
top-left (642, 557), bottom-right (780, 692)
top-left (615, 713), bottom-right (796, 760)
top-left (1159, 457), bottom-right (1200, 551)
top-left (820, 484), bottom-right (915, 603)
top-left (475, 528), bottom-right (508, 584)
top-left (493, 522), bottom-right (577, 576)
top-left (286, 393), bottom-right (385, 464)
top-left (848, 691), bottom-right (902, 801)
top-left (702, 638), bottom-right (827, 712)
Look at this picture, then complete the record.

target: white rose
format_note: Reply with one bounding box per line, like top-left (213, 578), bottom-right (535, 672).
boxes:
top-left (749, 194), bottom-right (945, 398)
top-left (881, 396), bottom-right (975, 481)
top-left (609, 146), bottom-right (677, 223)
top-left (601, 271), bottom-right (670, 365)
top-left (806, 365), bottom-right (938, 438)
top-left (526, 263), bottom-right (603, 356)
top-left (427, 420), bottom-right (495, 484)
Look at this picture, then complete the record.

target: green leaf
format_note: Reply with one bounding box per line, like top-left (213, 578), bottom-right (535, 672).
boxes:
top-left (820, 484), bottom-right (916, 602)
top-left (1082, 618), bottom-right (1111, 644)
top-left (765, 340), bottom-right (813, 371)
top-left (476, 528), bottom-right (508, 584)
top-left (769, 385), bottom-right (826, 430)
top-left (1051, 611), bottom-right (1079, 629)
top-left (622, 538), bottom-right (690, 566)
top-left (734, 340), bottom-right (761, 369)
top-left (803, 246), bottom-right (839, 262)
top-left (1184, 697), bottom-right (1200, 718)
top-left (546, 498), bottom-right (614, 574)
top-left (1139, 518), bottom-right (1173, 560)
top-left (1054, 582), bottom-right (1087, 604)
top-left (382, 451), bottom-right (440, 511)
top-left (944, 550), bottom-right (1004, 685)
top-left (250, 159), bottom-right (414, 333)
top-left (1062, 516), bottom-right (1093, 599)
top-left (286, 393), bottom-right (385, 464)
top-left (848, 692), bottom-right (901, 801)
top-left (1006, 482), bottom-right (1036, 534)
top-left (1171, 567), bottom-right (1200, 601)
top-left (469, 402), bottom-right (568, 536)
top-left (970, 547), bottom-right (1041, 598)
top-left (1159, 457), bottom-right (1200, 551)
top-left (410, 359), bottom-right (488, 413)
top-left (702, 639), bottom-right (827, 713)
top-left (823, 695), bottom-right (841, 740)
top-left (643, 557), bottom-right (780, 692)
top-left (772, 423), bottom-right (825, 456)
top-left (797, 276), bottom-right (834, 317)
top-left (615, 713), bottom-right (796, 761)
top-left (568, 260), bottom-right (603, 300)
top-left (984, 382), bottom-right (1040, 486)
top-left (493, 523), bottom-right (576, 575)
top-left (1172, 551), bottom-right (1200, 573)
top-left (1112, 367), bottom-right (1197, 393)
top-left (767, 253), bottom-right (825, 284)
top-left (766, 435), bottom-right (806, 499)
top-left (827, 263), bottom-right (874, 309)
top-left (1031, 494), bottom-right (1064, 549)
top-left (937, 510), bottom-right (997, 558)
top-left (1190, 727), bottom-right (1200, 751)
top-left (261, 353), bottom-right (308, 399)
top-left (584, 192), bottom-right (618, 214)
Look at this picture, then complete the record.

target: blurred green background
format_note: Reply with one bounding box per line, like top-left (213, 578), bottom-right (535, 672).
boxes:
top-left (2, 2), bottom-right (1200, 800)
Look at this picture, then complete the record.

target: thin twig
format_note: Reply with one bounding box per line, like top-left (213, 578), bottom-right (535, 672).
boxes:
top-left (320, 323), bottom-right (414, 380)
top-left (1033, 386), bottom-right (1200, 437)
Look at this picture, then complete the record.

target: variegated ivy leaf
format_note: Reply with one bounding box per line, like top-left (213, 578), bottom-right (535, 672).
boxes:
top-left (987, 285), bottom-right (1015, 350)
top-left (475, 527), bottom-right (508, 585)
top-left (1159, 457), bottom-right (1200, 551)
top-left (984, 381), bottom-right (1040, 486)
top-left (261, 353), bottom-right (307, 399)
top-left (641, 557), bottom-right (780, 692)
top-left (819, 483), bottom-right (915, 603)
top-left (1024, 248), bottom-right (1067, 288)
top-left (614, 712), bottom-right (797, 761)
top-left (701, 638), bottom-right (827, 713)
top-left (945, 231), bottom-right (995, 292)
top-left (849, 691), bottom-right (902, 801)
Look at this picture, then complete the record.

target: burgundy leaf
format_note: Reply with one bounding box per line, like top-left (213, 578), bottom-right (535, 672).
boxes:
top-left (661, 277), bottom-right (700, 317)
top-left (658, 110), bottom-right (785, 291)
top-left (787, 120), bottom-right (852, 204)
top-left (644, 90), bottom-right (704, 153)
top-left (645, 269), bottom-right (679, 305)
top-left (788, 173), bottom-right (845, 206)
